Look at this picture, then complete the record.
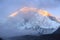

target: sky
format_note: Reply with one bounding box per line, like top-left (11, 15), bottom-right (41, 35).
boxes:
top-left (0, 0), bottom-right (60, 21)
top-left (0, 0), bottom-right (60, 38)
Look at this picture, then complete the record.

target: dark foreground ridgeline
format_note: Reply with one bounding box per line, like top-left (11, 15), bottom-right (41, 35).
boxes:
top-left (2, 34), bottom-right (60, 40)
top-left (1, 27), bottom-right (60, 40)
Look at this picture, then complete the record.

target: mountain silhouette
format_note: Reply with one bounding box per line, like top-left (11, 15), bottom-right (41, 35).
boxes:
top-left (0, 8), bottom-right (60, 39)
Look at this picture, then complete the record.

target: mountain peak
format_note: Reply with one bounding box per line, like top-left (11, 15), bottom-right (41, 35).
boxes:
top-left (7, 7), bottom-right (60, 32)
top-left (0, 7), bottom-right (60, 38)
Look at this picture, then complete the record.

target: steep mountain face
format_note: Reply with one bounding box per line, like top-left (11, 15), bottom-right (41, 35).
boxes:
top-left (0, 11), bottom-right (60, 38)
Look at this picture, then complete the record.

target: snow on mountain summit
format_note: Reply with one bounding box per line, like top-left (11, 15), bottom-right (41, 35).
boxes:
top-left (6, 10), bottom-right (60, 34)
top-left (0, 7), bottom-right (60, 38)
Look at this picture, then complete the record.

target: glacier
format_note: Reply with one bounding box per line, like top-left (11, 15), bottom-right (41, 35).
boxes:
top-left (0, 11), bottom-right (60, 38)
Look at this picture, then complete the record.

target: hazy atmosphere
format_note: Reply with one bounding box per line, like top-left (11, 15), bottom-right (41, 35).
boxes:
top-left (0, 0), bottom-right (60, 39)
top-left (0, 0), bottom-right (60, 21)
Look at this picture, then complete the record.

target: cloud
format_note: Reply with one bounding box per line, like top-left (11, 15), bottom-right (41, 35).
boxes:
top-left (0, 0), bottom-right (60, 9)
top-left (27, 0), bottom-right (60, 8)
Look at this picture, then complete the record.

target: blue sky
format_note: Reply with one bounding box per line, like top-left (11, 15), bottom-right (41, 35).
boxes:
top-left (0, 0), bottom-right (60, 21)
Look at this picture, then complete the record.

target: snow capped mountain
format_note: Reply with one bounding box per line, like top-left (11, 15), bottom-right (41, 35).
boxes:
top-left (0, 9), bottom-right (60, 38)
